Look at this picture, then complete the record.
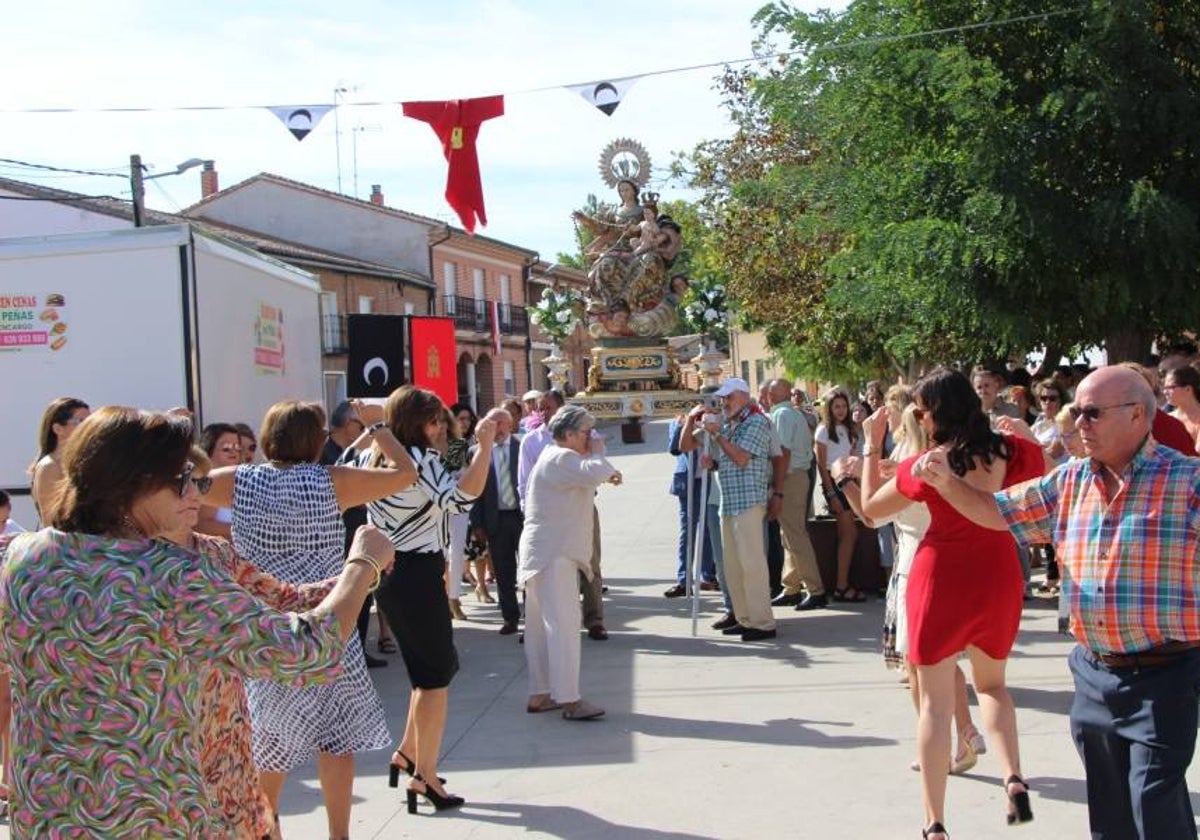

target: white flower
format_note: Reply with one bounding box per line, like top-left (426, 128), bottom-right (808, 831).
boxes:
top-left (542, 288), bottom-right (554, 299)
top-left (556, 311), bottom-right (572, 323)
top-left (704, 308), bottom-right (719, 322)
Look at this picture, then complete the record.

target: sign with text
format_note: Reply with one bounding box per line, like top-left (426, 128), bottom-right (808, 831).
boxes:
top-left (0, 292), bottom-right (69, 353)
top-left (253, 302), bottom-right (285, 374)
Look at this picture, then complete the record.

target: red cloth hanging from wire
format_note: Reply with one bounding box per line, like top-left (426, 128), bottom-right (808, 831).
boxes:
top-left (402, 96), bottom-right (504, 233)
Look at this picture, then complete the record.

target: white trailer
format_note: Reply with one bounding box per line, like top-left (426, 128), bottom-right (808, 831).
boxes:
top-left (0, 224), bottom-right (323, 527)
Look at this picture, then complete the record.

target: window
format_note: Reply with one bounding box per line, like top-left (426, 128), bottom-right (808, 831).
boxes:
top-left (473, 268), bottom-right (485, 301)
top-left (473, 268), bottom-right (487, 330)
top-left (323, 371), bottom-right (346, 416)
top-left (740, 360), bottom-right (750, 382)
top-left (319, 291), bottom-right (341, 353)
top-left (499, 274), bottom-right (512, 328)
top-left (358, 295), bottom-right (373, 314)
top-left (443, 262), bottom-right (457, 314)
top-left (404, 302), bottom-right (415, 316)
top-left (503, 360), bottom-right (516, 397)
top-left (755, 359), bottom-right (767, 388)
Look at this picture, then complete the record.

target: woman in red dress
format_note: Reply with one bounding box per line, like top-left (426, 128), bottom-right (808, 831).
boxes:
top-left (860, 367), bottom-right (1045, 839)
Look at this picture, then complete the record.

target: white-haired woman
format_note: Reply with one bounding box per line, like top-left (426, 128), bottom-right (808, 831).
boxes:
top-left (520, 406), bottom-right (621, 721)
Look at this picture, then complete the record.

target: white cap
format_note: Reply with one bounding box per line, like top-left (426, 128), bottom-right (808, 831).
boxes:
top-left (713, 377), bottom-right (751, 398)
top-left (522, 389), bottom-right (543, 401)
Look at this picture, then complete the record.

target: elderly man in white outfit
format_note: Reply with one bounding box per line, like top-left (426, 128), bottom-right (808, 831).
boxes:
top-left (519, 405), bottom-right (621, 721)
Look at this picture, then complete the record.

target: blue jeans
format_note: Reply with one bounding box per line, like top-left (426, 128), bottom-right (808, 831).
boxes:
top-left (1068, 644), bottom-right (1200, 838)
top-left (674, 481), bottom-right (716, 584)
top-left (706, 503), bottom-right (732, 613)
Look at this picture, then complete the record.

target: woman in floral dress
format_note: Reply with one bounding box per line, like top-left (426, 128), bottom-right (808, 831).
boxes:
top-left (0, 407), bottom-right (392, 837)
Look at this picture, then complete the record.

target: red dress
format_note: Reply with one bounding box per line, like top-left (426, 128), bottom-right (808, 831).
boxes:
top-left (896, 434), bottom-right (1043, 665)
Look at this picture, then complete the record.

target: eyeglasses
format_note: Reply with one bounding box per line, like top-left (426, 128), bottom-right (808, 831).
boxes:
top-left (175, 463), bottom-right (212, 497)
top-left (1037, 394), bottom-right (1060, 403)
top-left (1068, 402), bottom-right (1138, 423)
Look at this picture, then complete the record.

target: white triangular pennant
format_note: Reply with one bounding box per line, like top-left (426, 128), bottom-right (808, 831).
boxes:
top-left (565, 77), bottom-right (640, 116)
top-left (267, 105), bottom-right (334, 141)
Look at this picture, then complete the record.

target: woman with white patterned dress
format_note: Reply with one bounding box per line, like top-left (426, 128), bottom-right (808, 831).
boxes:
top-left (205, 399), bottom-right (416, 840)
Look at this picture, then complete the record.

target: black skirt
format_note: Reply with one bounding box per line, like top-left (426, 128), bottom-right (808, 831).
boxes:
top-left (374, 549), bottom-right (459, 689)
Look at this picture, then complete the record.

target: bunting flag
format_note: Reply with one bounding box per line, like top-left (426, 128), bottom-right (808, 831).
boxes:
top-left (409, 316), bottom-right (458, 407)
top-left (565, 76), bottom-right (640, 116)
top-left (347, 314), bottom-right (406, 398)
top-left (267, 105), bottom-right (334, 141)
top-left (402, 96), bottom-right (504, 233)
top-left (490, 300), bottom-right (502, 355)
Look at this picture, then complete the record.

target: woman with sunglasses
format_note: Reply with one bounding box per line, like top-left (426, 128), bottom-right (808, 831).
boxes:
top-left (859, 368), bottom-right (1046, 839)
top-left (197, 422), bottom-right (244, 540)
top-left (164, 446), bottom-right (341, 839)
top-left (1030, 379), bottom-right (1070, 464)
top-left (0, 407), bottom-right (394, 837)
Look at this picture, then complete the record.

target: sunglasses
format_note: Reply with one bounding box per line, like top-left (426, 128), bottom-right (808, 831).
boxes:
top-left (1068, 402), bottom-right (1138, 423)
top-left (175, 463), bottom-right (212, 497)
top-left (1037, 394), bottom-right (1060, 403)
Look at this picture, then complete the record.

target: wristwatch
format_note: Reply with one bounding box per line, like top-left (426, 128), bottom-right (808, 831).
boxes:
top-left (836, 475), bottom-right (857, 490)
top-left (367, 421), bottom-right (386, 435)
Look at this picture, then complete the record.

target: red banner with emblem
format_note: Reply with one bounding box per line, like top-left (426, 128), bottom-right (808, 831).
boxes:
top-left (409, 316), bottom-right (458, 407)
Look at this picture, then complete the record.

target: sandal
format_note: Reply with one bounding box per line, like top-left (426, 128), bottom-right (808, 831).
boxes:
top-left (831, 587), bottom-right (867, 603)
top-left (378, 637), bottom-right (398, 654)
top-left (562, 699), bottom-right (605, 721)
top-left (526, 694), bottom-right (563, 714)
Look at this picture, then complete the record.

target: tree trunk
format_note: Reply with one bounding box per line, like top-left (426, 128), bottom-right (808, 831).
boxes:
top-left (1033, 344), bottom-right (1065, 379)
top-left (1105, 327), bottom-right (1155, 365)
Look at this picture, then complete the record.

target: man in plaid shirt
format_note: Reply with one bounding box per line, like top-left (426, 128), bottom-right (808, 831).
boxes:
top-left (681, 377), bottom-right (777, 641)
top-left (913, 365), bottom-right (1200, 839)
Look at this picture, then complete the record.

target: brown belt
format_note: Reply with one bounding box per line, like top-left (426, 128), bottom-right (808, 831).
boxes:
top-left (1093, 640), bottom-right (1200, 669)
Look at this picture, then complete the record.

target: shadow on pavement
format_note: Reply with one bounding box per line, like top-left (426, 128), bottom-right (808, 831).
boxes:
top-left (452, 801), bottom-right (720, 839)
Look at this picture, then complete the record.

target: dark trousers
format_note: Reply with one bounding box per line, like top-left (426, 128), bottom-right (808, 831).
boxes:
top-left (355, 592), bottom-right (374, 650)
top-left (765, 520), bottom-right (784, 595)
top-left (1068, 644), bottom-right (1200, 839)
top-left (488, 510), bottom-right (524, 625)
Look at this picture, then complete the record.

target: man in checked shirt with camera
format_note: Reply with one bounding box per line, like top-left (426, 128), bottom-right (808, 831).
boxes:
top-left (913, 364), bottom-right (1200, 839)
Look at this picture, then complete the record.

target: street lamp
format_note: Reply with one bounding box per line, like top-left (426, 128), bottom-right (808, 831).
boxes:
top-left (129, 154), bottom-right (209, 226)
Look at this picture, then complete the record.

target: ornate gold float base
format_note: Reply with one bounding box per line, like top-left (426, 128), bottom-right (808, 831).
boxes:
top-left (585, 341), bottom-right (680, 392)
top-left (570, 389), bottom-right (705, 421)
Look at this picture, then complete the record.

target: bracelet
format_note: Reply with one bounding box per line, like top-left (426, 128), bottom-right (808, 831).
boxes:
top-left (836, 476), bottom-right (858, 490)
top-left (346, 554), bottom-right (382, 592)
top-left (367, 421), bottom-right (386, 435)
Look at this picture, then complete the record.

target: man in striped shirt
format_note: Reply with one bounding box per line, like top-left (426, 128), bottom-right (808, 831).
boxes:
top-left (913, 365), bottom-right (1200, 839)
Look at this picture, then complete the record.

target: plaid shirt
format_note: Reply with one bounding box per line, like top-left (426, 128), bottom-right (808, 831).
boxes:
top-left (995, 438), bottom-right (1200, 654)
top-left (713, 411), bottom-right (772, 517)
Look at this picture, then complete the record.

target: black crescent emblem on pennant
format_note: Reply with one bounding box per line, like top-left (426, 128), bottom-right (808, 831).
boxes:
top-left (363, 357), bottom-right (389, 387)
top-left (288, 109), bottom-right (313, 125)
top-left (592, 83), bottom-right (620, 116)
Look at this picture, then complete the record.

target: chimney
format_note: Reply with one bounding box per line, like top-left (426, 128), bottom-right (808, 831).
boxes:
top-left (200, 161), bottom-right (219, 199)
top-left (370, 184), bottom-right (385, 207)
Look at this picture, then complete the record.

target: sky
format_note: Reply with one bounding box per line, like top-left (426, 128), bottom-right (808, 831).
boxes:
top-left (1, 0), bottom-right (843, 262)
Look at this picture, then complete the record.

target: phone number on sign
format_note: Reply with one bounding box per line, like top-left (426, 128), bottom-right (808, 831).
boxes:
top-left (0, 332), bottom-right (47, 347)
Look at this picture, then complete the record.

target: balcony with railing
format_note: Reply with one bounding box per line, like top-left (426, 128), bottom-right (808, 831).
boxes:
top-left (321, 314), bottom-right (348, 355)
top-left (441, 296), bottom-right (528, 336)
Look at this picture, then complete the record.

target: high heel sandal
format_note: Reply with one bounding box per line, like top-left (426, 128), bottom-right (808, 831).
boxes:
top-left (1004, 775), bottom-right (1033, 825)
top-left (474, 584), bottom-right (494, 604)
top-left (387, 750), bottom-right (445, 787)
top-left (922, 821), bottom-right (948, 839)
top-left (949, 734), bottom-right (978, 775)
top-left (406, 775), bottom-right (464, 814)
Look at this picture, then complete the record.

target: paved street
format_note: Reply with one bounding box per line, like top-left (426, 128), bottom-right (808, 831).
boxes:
top-left (6, 418), bottom-right (1198, 838)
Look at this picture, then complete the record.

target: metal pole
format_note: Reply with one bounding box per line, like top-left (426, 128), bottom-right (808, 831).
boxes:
top-left (129, 154), bottom-right (145, 227)
top-left (690, 464), bottom-right (708, 637)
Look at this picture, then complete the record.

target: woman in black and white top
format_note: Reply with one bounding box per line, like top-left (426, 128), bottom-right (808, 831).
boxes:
top-left (347, 386), bottom-right (497, 815)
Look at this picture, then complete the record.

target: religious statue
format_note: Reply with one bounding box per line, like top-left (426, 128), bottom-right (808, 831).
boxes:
top-left (573, 139), bottom-right (686, 340)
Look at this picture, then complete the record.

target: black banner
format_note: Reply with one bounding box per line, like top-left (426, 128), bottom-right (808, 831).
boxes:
top-left (347, 314), bottom-right (406, 398)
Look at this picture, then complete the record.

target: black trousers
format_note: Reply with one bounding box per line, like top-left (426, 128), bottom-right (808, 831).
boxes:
top-left (488, 510), bottom-right (524, 625)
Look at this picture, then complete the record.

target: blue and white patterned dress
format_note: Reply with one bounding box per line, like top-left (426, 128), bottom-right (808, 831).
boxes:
top-left (232, 463), bottom-right (390, 771)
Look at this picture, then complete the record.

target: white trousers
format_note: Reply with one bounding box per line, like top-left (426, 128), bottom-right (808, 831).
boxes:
top-left (524, 558), bottom-right (584, 703)
top-left (445, 513), bottom-right (469, 600)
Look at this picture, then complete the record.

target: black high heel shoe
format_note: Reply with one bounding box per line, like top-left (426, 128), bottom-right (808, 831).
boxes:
top-left (406, 775), bottom-right (464, 814)
top-left (1004, 775), bottom-right (1033, 825)
top-left (388, 750), bottom-right (445, 788)
top-left (922, 822), bottom-right (949, 839)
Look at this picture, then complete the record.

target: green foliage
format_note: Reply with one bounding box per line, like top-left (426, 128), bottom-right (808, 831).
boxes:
top-left (679, 0), bottom-right (1200, 375)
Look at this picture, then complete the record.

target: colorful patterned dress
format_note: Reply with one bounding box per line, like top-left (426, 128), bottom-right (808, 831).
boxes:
top-left (232, 463), bottom-right (390, 770)
top-left (0, 529), bottom-right (344, 838)
top-left (192, 533), bottom-right (336, 839)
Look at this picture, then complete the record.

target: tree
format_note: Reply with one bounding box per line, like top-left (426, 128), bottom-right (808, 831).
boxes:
top-left (680, 0), bottom-right (1200, 374)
